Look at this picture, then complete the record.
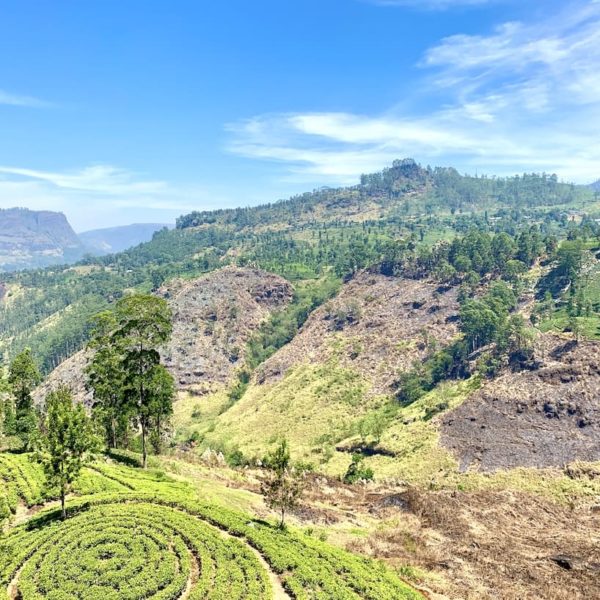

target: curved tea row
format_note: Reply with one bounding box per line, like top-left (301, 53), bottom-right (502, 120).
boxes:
top-left (0, 493), bottom-right (423, 600)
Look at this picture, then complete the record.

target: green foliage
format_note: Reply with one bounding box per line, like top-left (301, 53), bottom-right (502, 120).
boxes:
top-left (246, 276), bottom-right (341, 369)
top-left (261, 439), bottom-right (304, 528)
top-left (107, 294), bottom-right (174, 467)
top-left (0, 453), bottom-right (422, 599)
top-left (343, 454), bottom-right (374, 484)
top-left (35, 387), bottom-right (99, 518)
top-left (6, 348), bottom-right (41, 446)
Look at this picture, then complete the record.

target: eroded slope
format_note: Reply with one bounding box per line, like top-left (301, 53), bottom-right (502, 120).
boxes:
top-left (35, 266), bottom-right (293, 403)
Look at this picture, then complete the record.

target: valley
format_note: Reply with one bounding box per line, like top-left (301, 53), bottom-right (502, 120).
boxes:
top-left (1, 161), bottom-right (600, 599)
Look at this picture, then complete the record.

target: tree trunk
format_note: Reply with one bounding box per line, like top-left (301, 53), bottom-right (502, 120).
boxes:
top-left (61, 485), bottom-right (66, 520)
top-left (280, 507), bottom-right (285, 529)
top-left (111, 417), bottom-right (116, 449)
top-left (141, 419), bottom-right (147, 469)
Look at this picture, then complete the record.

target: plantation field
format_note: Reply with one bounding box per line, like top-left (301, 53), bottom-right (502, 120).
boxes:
top-left (0, 452), bottom-right (422, 599)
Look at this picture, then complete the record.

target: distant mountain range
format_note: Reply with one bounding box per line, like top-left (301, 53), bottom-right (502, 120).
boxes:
top-left (590, 180), bottom-right (600, 192)
top-left (0, 208), bottom-right (171, 271)
top-left (0, 208), bottom-right (85, 271)
top-left (79, 223), bottom-right (171, 255)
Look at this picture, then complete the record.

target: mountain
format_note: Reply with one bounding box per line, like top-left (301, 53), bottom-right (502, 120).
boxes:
top-left (0, 208), bottom-right (85, 271)
top-left (590, 179), bottom-right (600, 191)
top-left (79, 222), bottom-right (171, 255)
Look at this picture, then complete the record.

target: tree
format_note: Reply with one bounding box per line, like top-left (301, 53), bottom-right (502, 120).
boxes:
top-left (112, 294), bottom-right (173, 468)
top-left (261, 439), bottom-right (303, 529)
top-left (86, 311), bottom-right (129, 449)
top-left (36, 387), bottom-right (99, 519)
top-left (146, 364), bottom-right (175, 454)
top-left (8, 348), bottom-right (41, 446)
top-left (343, 453), bottom-right (374, 484)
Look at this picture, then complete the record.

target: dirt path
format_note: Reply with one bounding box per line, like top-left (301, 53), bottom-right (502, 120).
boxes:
top-left (216, 528), bottom-right (291, 600)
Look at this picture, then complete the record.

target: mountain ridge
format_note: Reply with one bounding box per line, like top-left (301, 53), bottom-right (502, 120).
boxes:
top-left (0, 207), bottom-right (85, 271)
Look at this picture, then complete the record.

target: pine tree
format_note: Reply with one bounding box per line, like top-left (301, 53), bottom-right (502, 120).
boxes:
top-left (8, 349), bottom-right (41, 446)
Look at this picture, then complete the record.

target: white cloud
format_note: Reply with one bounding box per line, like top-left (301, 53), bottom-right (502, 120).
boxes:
top-left (0, 165), bottom-right (224, 230)
top-left (227, 1), bottom-right (600, 183)
top-left (0, 89), bottom-right (51, 108)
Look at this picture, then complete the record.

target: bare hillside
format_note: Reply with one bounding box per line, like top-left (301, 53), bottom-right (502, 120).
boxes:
top-left (257, 272), bottom-right (460, 395)
top-left (441, 334), bottom-right (600, 471)
top-left (35, 266), bottom-right (292, 403)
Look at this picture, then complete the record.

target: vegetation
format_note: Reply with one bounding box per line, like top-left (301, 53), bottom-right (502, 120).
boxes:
top-left (87, 294), bottom-right (176, 467)
top-left (35, 386), bottom-right (99, 518)
top-left (5, 348), bottom-right (41, 447)
top-left (0, 451), bottom-right (422, 599)
top-left (261, 439), bottom-right (304, 528)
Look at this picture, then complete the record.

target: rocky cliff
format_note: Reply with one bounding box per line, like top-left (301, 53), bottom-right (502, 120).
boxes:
top-left (0, 208), bottom-right (84, 270)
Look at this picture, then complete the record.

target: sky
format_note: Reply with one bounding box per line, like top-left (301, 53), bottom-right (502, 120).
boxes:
top-left (0, 0), bottom-right (599, 231)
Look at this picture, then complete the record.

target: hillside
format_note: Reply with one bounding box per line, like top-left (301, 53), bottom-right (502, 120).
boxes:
top-left (4, 161), bottom-right (600, 600)
top-left (0, 207), bottom-right (85, 270)
top-left (34, 266), bottom-right (294, 402)
top-left (79, 222), bottom-right (171, 254)
top-left (441, 333), bottom-right (600, 471)
top-left (2, 160), bottom-right (597, 374)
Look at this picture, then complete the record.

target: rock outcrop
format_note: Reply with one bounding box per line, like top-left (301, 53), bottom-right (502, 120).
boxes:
top-left (0, 208), bottom-right (84, 270)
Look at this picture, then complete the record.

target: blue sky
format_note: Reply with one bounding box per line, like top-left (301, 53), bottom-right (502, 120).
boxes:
top-left (0, 0), bottom-right (599, 230)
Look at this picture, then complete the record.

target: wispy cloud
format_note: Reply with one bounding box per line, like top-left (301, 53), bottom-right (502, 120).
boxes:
top-left (366, 0), bottom-right (500, 10)
top-left (0, 164), bottom-right (225, 230)
top-left (0, 89), bottom-right (52, 108)
top-left (228, 1), bottom-right (600, 183)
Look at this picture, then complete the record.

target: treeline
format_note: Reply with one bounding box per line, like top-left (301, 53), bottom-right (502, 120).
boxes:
top-left (378, 226), bottom-right (550, 282)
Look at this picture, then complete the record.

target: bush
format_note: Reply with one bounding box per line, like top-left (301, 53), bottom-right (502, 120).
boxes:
top-left (343, 454), bottom-right (374, 484)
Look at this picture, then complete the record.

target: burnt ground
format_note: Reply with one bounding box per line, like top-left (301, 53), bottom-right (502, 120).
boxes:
top-left (256, 272), bottom-right (460, 395)
top-left (220, 468), bottom-right (600, 600)
top-left (348, 486), bottom-right (600, 600)
top-left (35, 266), bottom-right (293, 404)
top-left (440, 334), bottom-right (600, 471)
top-left (159, 266), bottom-right (292, 388)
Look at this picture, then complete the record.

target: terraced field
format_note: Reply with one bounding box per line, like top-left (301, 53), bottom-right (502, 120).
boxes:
top-left (0, 453), bottom-right (422, 600)
top-left (0, 454), bottom-right (46, 523)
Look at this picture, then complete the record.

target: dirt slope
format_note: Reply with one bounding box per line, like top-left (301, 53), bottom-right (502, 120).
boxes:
top-left (209, 272), bottom-right (460, 459)
top-left (441, 334), bottom-right (600, 471)
top-left (158, 266), bottom-right (292, 388)
top-left (35, 266), bottom-right (292, 403)
top-left (257, 272), bottom-right (460, 395)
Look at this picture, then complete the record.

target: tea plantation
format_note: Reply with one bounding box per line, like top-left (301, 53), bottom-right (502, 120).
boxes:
top-left (0, 453), bottom-right (422, 599)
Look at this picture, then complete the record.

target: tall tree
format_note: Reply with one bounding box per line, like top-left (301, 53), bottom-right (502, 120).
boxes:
top-left (112, 294), bottom-right (173, 468)
top-left (36, 387), bottom-right (99, 519)
top-left (146, 364), bottom-right (175, 454)
top-left (261, 439), bottom-right (303, 529)
top-left (8, 348), bottom-right (41, 446)
top-left (86, 311), bottom-right (129, 449)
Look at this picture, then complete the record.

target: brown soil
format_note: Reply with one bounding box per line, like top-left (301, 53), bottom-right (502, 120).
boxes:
top-left (35, 266), bottom-right (293, 403)
top-left (441, 334), bottom-right (600, 471)
top-left (158, 266), bottom-right (292, 388)
top-left (280, 475), bottom-right (600, 600)
top-left (349, 487), bottom-right (600, 600)
top-left (257, 272), bottom-right (460, 395)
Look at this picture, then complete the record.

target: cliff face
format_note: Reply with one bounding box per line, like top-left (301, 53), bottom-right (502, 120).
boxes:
top-left (0, 208), bottom-right (84, 270)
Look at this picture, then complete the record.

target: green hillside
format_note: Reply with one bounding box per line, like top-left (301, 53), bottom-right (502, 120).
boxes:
top-left (1, 160), bottom-right (597, 373)
top-left (0, 452), bottom-right (422, 599)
